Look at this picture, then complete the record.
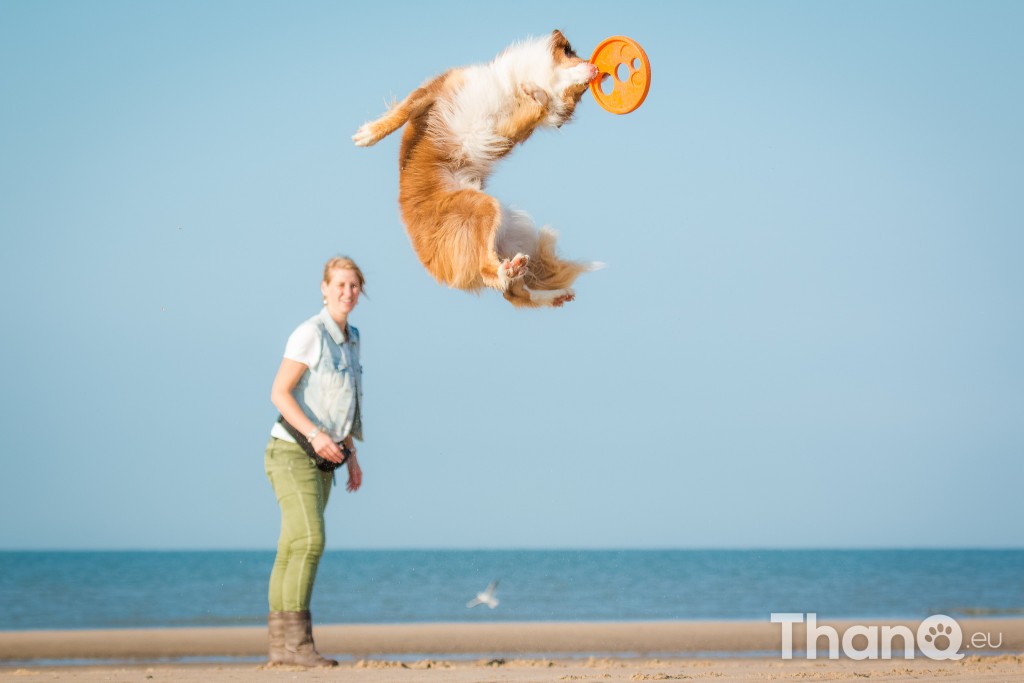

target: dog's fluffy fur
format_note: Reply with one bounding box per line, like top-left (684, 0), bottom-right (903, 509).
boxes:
top-left (353, 30), bottom-right (601, 308)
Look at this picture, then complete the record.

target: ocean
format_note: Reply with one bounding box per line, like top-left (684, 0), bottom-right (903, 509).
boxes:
top-left (1, 550), bottom-right (1022, 631)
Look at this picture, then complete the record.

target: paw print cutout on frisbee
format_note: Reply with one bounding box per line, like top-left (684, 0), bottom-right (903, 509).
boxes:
top-left (590, 36), bottom-right (651, 114)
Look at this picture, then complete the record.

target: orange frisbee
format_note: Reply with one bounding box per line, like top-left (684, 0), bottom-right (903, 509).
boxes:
top-left (589, 36), bottom-right (651, 114)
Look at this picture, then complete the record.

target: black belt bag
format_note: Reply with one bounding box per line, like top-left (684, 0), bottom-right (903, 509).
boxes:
top-left (276, 416), bottom-right (351, 472)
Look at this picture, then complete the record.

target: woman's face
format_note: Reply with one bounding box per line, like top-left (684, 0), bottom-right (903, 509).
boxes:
top-left (321, 268), bottom-right (361, 318)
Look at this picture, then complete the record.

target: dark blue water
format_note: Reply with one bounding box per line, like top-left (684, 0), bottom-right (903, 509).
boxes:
top-left (1, 550), bottom-right (1022, 631)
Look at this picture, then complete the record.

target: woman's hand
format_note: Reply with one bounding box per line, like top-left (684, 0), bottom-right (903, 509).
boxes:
top-left (311, 433), bottom-right (345, 463)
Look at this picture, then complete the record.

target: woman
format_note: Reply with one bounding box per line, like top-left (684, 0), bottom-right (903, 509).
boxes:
top-left (264, 256), bottom-right (365, 667)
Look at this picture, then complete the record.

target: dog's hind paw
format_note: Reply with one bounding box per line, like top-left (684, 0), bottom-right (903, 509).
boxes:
top-left (498, 253), bottom-right (530, 287)
top-left (524, 287), bottom-right (575, 307)
top-left (551, 290), bottom-right (576, 307)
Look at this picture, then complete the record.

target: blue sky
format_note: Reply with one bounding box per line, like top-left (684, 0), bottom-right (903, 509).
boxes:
top-left (1, 0), bottom-right (1021, 550)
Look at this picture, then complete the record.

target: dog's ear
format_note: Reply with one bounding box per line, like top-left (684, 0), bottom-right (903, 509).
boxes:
top-left (550, 29), bottom-right (578, 58)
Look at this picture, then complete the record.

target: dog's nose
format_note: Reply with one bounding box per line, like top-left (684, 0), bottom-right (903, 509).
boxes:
top-left (585, 62), bottom-right (600, 82)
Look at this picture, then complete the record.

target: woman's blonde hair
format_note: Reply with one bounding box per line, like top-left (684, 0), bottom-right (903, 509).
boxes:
top-left (322, 256), bottom-right (366, 293)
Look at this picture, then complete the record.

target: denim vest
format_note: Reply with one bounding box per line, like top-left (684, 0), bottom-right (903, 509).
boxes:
top-left (288, 308), bottom-right (363, 442)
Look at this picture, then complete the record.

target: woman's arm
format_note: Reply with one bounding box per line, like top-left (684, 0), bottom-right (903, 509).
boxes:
top-left (270, 358), bottom-right (345, 463)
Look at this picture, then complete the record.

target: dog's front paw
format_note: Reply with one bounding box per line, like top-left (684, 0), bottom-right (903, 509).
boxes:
top-left (520, 83), bottom-right (550, 109)
top-left (569, 62), bottom-right (600, 86)
top-left (498, 253), bottom-right (530, 287)
top-left (352, 122), bottom-right (382, 147)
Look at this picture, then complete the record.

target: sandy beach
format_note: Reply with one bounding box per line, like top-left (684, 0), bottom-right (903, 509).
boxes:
top-left (2, 619), bottom-right (1022, 682)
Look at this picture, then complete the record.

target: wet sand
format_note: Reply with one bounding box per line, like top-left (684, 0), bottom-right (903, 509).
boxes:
top-left (1, 619), bottom-right (1022, 682)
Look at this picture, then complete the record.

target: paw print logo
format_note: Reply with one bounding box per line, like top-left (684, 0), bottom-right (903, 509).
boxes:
top-left (917, 615), bottom-right (964, 660)
top-left (924, 622), bottom-right (954, 650)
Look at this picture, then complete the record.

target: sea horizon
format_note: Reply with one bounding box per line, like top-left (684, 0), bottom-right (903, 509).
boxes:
top-left (2, 549), bottom-right (1022, 632)
top-left (4, 546), bottom-right (1023, 552)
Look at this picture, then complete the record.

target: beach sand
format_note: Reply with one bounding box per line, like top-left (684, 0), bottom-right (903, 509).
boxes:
top-left (2, 619), bottom-right (1022, 682)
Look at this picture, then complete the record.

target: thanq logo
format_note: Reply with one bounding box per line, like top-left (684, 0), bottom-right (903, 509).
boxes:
top-left (771, 613), bottom-right (966, 660)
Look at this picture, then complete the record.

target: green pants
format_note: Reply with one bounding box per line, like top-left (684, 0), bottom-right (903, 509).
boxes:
top-left (264, 437), bottom-right (334, 612)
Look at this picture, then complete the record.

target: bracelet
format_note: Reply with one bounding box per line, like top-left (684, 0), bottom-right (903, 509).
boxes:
top-left (307, 426), bottom-right (321, 441)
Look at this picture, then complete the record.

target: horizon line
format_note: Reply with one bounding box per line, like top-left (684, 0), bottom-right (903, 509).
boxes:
top-left (2, 546), bottom-right (1023, 553)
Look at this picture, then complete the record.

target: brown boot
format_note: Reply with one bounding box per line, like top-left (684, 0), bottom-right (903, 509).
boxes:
top-left (267, 612), bottom-right (288, 665)
top-left (282, 610), bottom-right (338, 667)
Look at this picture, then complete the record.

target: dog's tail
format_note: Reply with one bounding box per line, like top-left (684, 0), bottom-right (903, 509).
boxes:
top-left (529, 226), bottom-right (603, 291)
top-left (496, 208), bottom-right (601, 308)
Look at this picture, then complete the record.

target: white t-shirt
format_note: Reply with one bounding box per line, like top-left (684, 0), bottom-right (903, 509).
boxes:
top-left (269, 314), bottom-right (361, 443)
top-left (283, 322), bottom-right (322, 368)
